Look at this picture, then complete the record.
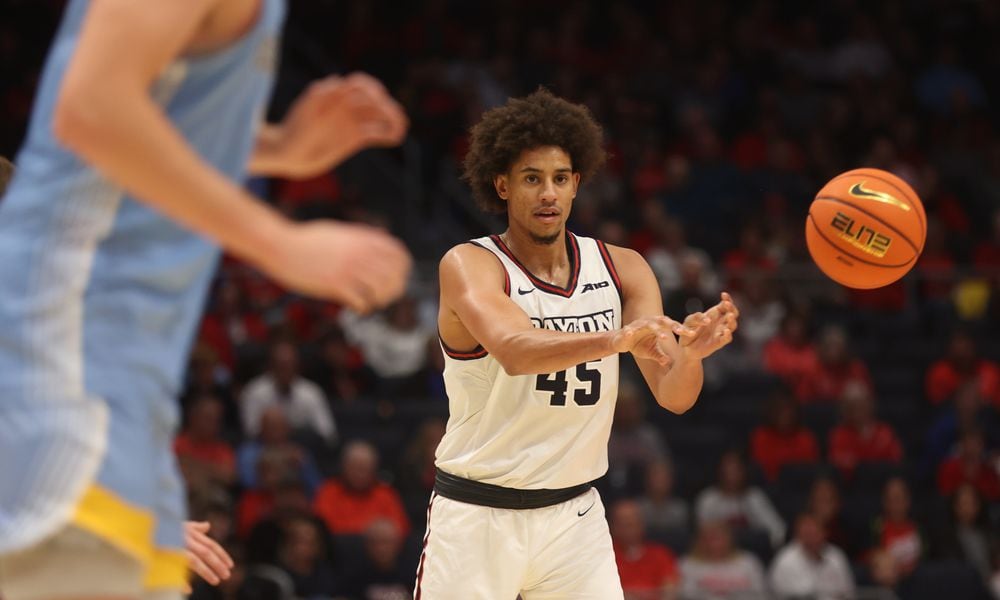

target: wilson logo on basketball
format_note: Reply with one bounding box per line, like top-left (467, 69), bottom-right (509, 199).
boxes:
top-left (830, 211), bottom-right (892, 258)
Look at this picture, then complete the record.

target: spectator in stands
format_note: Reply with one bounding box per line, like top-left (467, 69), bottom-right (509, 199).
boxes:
top-left (276, 515), bottom-right (339, 599)
top-left (936, 428), bottom-right (1000, 500)
top-left (796, 326), bottom-right (872, 402)
top-left (313, 440), bottom-right (410, 536)
top-left (396, 418), bottom-right (447, 517)
top-left (240, 340), bottom-right (337, 445)
top-left (244, 481), bottom-right (316, 566)
top-left (340, 518), bottom-right (413, 600)
top-left (925, 330), bottom-right (1000, 407)
top-left (679, 521), bottom-right (768, 600)
top-left (805, 477), bottom-right (853, 557)
top-left (925, 382), bottom-right (1000, 474)
top-left (769, 513), bottom-right (855, 600)
top-left (828, 381), bottom-right (903, 478)
top-left (340, 295), bottom-right (434, 394)
top-left (722, 223), bottom-right (778, 291)
top-left (662, 250), bottom-right (719, 321)
top-left (695, 450), bottom-right (786, 548)
top-left (611, 499), bottom-right (680, 600)
top-left (750, 388), bottom-right (820, 481)
top-left (306, 325), bottom-right (371, 405)
top-left (638, 460), bottom-right (690, 536)
top-left (198, 278), bottom-right (268, 372)
top-left (175, 395), bottom-right (236, 489)
top-left (721, 272), bottom-right (785, 373)
top-left (182, 343), bottom-right (238, 434)
top-left (236, 450), bottom-right (299, 539)
top-left (608, 380), bottom-right (670, 496)
top-left (237, 405), bottom-right (322, 494)
top-left (929, 484), bottom-right (996, 581)
top-left (867, 477), bottom-right (924, 577)
top-left (763, 312), bottom-right (817, 398)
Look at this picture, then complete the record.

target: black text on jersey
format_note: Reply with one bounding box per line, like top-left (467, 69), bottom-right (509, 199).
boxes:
top-left (580, 281), bottom-right (610, 293)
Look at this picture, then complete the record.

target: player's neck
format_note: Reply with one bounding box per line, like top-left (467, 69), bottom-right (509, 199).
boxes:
top-left (500, 227), bottom-right (569, 284)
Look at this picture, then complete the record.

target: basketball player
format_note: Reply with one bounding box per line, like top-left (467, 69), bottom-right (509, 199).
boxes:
top-left (0, 1), bottom-right (411, 599)
top-left (416, 89), bottom-right (739, 599)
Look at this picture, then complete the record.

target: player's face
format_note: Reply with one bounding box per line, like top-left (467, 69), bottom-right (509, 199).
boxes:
top-left (495, 146), bottom-right (580, 245)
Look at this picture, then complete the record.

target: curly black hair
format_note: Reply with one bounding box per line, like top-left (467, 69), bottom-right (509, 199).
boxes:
top-left (462, 88), bottom-right (606, 214)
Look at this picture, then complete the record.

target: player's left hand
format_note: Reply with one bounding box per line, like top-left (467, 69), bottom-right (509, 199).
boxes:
top-left (184, 521), bottom-right (233, 587)
top-left (257, 72), bottom-right (409, 178)
top-left (676, 292), bottom-right (739, 360)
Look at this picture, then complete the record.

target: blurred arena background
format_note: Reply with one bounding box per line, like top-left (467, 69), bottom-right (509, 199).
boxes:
top-left (2, 1), bottom-right (999, 599)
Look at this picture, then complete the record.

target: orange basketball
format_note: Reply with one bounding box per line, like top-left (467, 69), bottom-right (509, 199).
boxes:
top-left (806, 168), bottom-right (926, 289)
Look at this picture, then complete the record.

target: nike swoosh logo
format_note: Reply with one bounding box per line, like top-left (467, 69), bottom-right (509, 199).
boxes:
top-left (577, 502), bottom-right (596, 517)
top-left (848, 182), bottom-right (911, 211)
top-left (518, 287), bottom-right (535, 295)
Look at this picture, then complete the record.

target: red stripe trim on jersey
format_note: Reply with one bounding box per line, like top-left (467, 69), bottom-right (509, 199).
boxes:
top-left (440, 336), bottom-right (488, 360)
top-left (596, 240), bottom-right (624, 304)
top-left (468, 240), bottom-right (511, 296)
top-left (414, 492), bottom-right (437, 600)
top-left (489, 232), bottom-right (581, 297)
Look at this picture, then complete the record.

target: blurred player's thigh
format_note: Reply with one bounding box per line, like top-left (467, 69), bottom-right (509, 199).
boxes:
top-left (520, 489), bottom-right (624, 600)
top-left (413, 493), bottom-right (527, 600)
top-left (0, 525), bottom-right (143, 600)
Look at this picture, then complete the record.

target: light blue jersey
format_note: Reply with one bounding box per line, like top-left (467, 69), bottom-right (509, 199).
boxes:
top-left (0, 0), bottom-right (285, 580)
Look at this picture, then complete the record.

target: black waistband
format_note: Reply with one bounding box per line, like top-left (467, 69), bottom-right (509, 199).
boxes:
top-left (433, 469), bottom-right (592, 510)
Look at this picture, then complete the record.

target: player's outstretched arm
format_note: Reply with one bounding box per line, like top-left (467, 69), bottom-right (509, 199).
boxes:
top-left (439, 244), bottom-right (679, 376)
top-left (53, 0), bottom-right (410, 312)
top-left (608, 245), bottom-right (739, 414)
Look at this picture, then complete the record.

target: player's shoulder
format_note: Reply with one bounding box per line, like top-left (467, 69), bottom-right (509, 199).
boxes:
top-left (439, 240), bottom-right (506, 284)
top-left (598, 241), bottom-right (651, 279)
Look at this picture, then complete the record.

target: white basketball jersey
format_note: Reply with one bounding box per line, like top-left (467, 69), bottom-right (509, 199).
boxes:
top-left (436, 232), bottom-right (623, 489)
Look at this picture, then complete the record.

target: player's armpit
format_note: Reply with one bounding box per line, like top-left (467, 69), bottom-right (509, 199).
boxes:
top-left (606, 244), bottom-right (706, 414)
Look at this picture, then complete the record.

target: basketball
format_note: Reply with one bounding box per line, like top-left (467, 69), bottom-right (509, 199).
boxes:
top-left (805, 168), bottom-right (926, 289)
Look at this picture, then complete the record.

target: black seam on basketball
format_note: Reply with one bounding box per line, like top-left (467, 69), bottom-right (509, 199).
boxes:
top-left (825, 172), bottom-right (925, 236)
top-left (813, 196), bottom-right (920, 255)
top-left (807, 212), bottom-right (917, 269)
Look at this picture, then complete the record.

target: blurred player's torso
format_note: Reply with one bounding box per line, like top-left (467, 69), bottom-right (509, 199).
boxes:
top-left (0, 0), bottom-right (285, 550)
top-left (436, 233), bottom-right (622, 489)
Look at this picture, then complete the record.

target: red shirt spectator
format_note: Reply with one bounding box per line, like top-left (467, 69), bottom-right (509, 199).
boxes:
top-left (925, 332), bottom-right (1000, 407)
top-left (763, 313), bottom-right (818, 395)
top-left (868, 478), bottom-right (923, 576)
top-left (610, 499), bottom-right (680, 600)
top-left (750, 391), bottom-right (820, 481)
top-left (198, 279), bottom-right (268, 369)
top-left (796, 326), bottom-right (872, 402)
top-left (936, 430), bottom-right (1000, 501)
top-left (174, 395), bottom-right (236, 488)
top-left (313, 441), bottom-right (410, 536)
top-left (828, 382), bottom-right (903, 477)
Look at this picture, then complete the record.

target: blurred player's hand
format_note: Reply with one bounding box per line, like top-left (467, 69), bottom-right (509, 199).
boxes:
top-left (255, 72), bottom-right (408, 178)
top-left (613, 316), bottom-right (690, 367)
top-left (260, 220), bottom-right (411, 312)
top-left (676, 292), bottom-right (740, 359)
top-left (184, 521), bottom-right (233, 587)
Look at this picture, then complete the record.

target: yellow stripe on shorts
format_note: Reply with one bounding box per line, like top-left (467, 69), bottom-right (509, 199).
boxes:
top-left (145, 548), bottom-right (190, 589)
top-left (71, 484), bottom-right (155, 564)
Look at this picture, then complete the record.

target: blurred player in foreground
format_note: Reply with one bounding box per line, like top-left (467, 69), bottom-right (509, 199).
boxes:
top-left (418, 89), bottom-right (739, 599)
top-left (0, 1), bottom-right (410, 599)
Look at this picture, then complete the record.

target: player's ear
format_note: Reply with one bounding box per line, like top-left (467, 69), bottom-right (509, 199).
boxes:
top-left (494, 174), bottom-right (509, 200)
top-left (572, 172), bottom-right (581, 197)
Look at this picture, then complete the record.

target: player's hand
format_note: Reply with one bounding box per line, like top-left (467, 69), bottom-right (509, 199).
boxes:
top-left (260, 73), bottom-right (408, 178)
top-left (259, 220), bottom-right (412, 312)
top-left (676, 292), bottom-right (739, 360)
top-left (184, 521), bottom-right (233, 587)
top-left (612, 316), bottom-right (691, 367)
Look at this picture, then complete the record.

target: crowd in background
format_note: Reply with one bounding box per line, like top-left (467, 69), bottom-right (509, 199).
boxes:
top-left (3, 1), bottom-right (1000, 599)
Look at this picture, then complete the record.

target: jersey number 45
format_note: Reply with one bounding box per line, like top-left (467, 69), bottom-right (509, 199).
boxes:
top-left (535, 361), bottom-right (601, 406)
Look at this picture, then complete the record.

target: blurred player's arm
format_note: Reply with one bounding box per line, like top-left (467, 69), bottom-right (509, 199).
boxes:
top-left (439, 244), bottom-right (681, 376)
top-left (53, 0), bottom-right (410, 311)
top-left (609, 245), bottom-right (738, 414)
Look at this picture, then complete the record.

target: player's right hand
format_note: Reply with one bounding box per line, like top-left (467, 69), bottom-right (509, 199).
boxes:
top-left (611, 316), bottom-right (689, 366)
top-left (259, 220), bottom-right (412, 313)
